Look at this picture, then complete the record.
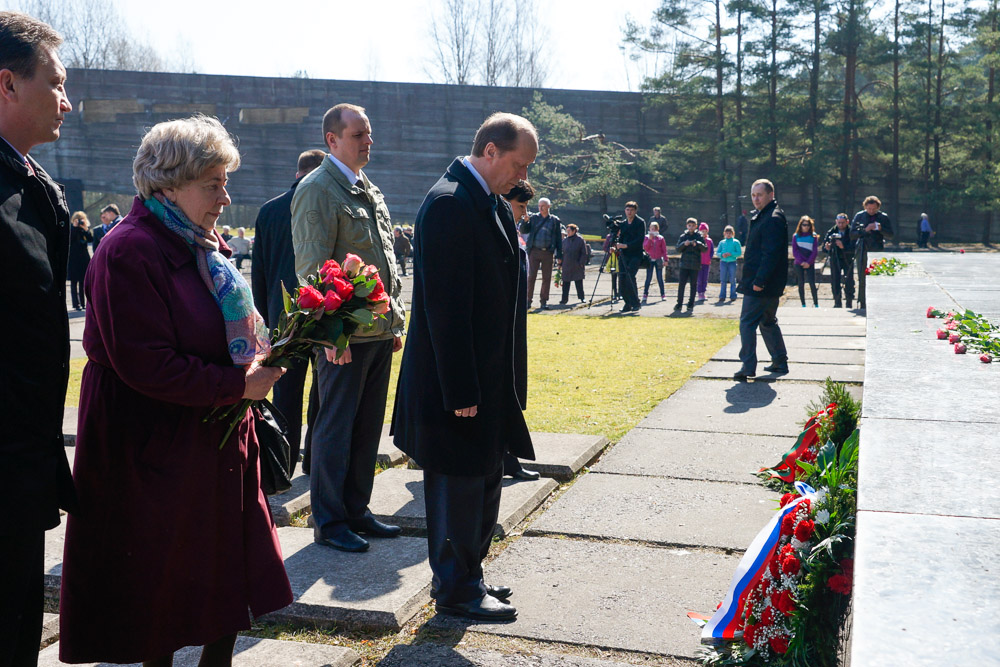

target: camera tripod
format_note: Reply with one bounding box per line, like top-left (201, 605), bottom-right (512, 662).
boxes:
top-left (587, 246), bottom-right (621, 308)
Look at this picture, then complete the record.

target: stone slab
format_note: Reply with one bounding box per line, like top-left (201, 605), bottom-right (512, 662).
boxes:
top-left (378, 645), bottom-right (639, 667)
top-left (591, 427), bottom-right (789, 485)
top-left (368, 468), bottom-right (557, 537)
top-left (693, 359), bottom-right (864, 384)
top-left (774, 325), bottom-right (866, 337)
top-left (527, 472), bottom-right (777, 550)
top-left (638, 378), bottom-right (861, 437)
top-left (433, 536), bottom-right (739, 659)
top-left (41, 613), bottom-right (59, 648)
top-left (268, 468), bottom-right (312, 526)
top-left (711, 342), bottom-right (865, 366)
top-left (862, 362), bottom-right (1000, 424)
top-left (263, 527), bottom-right (432, 630)
top-left (38, 636), bottom-right (360, 666)
top-left (851, 512), bottom-right (1000, 666)
top-left (521, 433), bottom-right (609, 480)
top-left (717, 333), bottom-right (865, 352)
top-left (858, 418), bottom-right (1000, 519)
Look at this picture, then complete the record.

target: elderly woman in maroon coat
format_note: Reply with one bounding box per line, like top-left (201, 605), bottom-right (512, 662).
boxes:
top-left (59, 116), bottom-right (291, 666)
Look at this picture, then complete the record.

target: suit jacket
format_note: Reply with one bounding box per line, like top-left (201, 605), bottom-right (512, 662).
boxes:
top-left (251, 178), bottom-right (301, 330)
top-left (738, 200), bottom-right (788, 297)
top-left (392, 158), bottom-right (533, 476)
top-left (0, 139), bottom-right (78, 534)
top-left (851, 209), bottom-right (894, 251)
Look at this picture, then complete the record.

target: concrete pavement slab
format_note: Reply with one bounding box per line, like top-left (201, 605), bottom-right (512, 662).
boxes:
top-left (775, 325), bottom-right (866, 337)
top-left (858, 418), bottom-right (1000, 519)
top-left (851, 512), bottom-right (1000, 666)
top-left (521, 433), bottom-right (609, 480)
top-left (367, 468), bottom-right (557, 537)
top-left (263, 527), bottom-right (432, 630)
top-left (433, 536), bottom-right (739, 659)
top-left (716, 334), bottom-right (865, 352)
top-left (862, 362), bottom-right (1000, 424)
top-left (711, 343), bottom-right (865, 366)
top-left (526, 472), bottom-right (777, 550)
top-left (38, 637), bottom-right (360, 666)
top-left (378, 645), bottom-right (640, 667)
top-left (41, 613), bottom-right (59, 648)
top-left (591, 427), bottom-right (789, 485)
top-left (638, 379), bottom-right (861, 437)
top-left (693, 360), bottom-right (864, 383)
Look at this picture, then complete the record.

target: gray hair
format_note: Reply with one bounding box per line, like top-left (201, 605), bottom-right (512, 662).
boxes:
top-left (538, 197), bottom-right (551, 206)
top-left (133, 115), bottom-right (240, 199)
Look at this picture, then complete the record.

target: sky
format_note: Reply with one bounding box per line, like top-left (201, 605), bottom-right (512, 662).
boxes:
top-left (113, 0), bottom-right (663, 92)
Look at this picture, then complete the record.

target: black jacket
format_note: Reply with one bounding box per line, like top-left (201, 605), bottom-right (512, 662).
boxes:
top-left (851, 210), bottom-right (893, 251)
top-left (822, 224), bottom-right (856, 268)
top-left (618, 215), bottom-right (645, 258)
top-left (676, 230), bottom-right (707, 271)
top-left (251, 178), bottom-right (302, 330)
top-left (68, 224), bottom-right (93, 281)
top-left (738, 200), bottom-right (789, 297)
top-left (0, 140), bottom-right (78, 534)
top-left (392, 158), bottom-right (533, 476)
top-left (519, 212), bottom-right (563, 258)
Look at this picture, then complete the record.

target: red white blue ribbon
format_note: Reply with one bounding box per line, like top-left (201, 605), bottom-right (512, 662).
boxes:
top-left (700, 481), bottom-right (816, 644)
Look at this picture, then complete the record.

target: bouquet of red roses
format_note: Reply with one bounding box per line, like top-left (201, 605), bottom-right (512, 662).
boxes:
top-left (206, 253), bottom-right (390, 448)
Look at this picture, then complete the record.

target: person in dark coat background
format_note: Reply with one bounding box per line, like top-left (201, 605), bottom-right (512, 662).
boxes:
top-left (0, 12), bottom-right (78, 665)
top-left (251, 148), bottom-right (326, 474)
top-left (68, 211), bottom-right (93, 310)
top-left (59, 116), bottom-right (291, 665)
top-left (734, 179), bottom-right (789, 381)
top-left (392, 113), bottom-right (538, 622)
top-left (560, 223), bottom-right (589, 304)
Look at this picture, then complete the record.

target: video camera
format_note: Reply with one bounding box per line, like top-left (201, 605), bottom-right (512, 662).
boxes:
top-left (603, 213), bottom-right (625, 237)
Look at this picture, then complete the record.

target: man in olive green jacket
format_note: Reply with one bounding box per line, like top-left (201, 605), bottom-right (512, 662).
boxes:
top-left (291, 103), bottom-right (405, 553)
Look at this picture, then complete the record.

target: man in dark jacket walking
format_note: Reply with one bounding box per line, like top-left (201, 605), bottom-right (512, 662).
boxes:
top-left (251, 148), bottom-right (325, 474)
top-left (393, 113), bottom-right (537, 622)
top-left (851, 195), bottom-right (894, 310)
top-left (0, 12), bottom-right (78, 665)
top-left (735, 179), bottom-right (789, 381)
top-left (615, 201), bottom-right (645, 313)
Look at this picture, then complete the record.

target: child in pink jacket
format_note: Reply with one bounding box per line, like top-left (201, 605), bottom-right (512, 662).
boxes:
top-left (697, 221), bottom-right (714, 300)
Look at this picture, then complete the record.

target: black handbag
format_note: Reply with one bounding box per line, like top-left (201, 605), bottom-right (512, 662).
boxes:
top-left (639, 251), bottom-right (652, 270)
top-left (254, 399), bottom-right (293, 496)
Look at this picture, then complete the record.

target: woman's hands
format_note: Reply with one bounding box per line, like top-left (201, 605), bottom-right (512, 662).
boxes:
top-left (243, 363), bottom-right (286, 400)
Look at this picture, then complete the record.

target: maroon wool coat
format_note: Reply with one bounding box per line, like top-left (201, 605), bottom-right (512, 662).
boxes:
top-left (59, 198), bottom-right (292, 663)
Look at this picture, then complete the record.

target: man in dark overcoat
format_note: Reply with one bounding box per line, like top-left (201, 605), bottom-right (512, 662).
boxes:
top-left (251, 148), bottom-right (326, 473)
top-left (392, 113), bottom-right (538, 621)
top-left (734, 179), bottom-right (789, 381)
top-left (0, 12), bottom-right (78, 665)
top-left (850, 194), bottom-right (894, 310)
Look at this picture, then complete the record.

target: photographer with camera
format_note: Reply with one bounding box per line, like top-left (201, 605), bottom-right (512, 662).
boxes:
top-left (520, 197), bottom-right (563, 309)
top-left (823, 213), bottom-right (856, 309)
top-left (851, 195), bottom-right (893, 309)
top-left (614, 201), bottom-right (645, 313)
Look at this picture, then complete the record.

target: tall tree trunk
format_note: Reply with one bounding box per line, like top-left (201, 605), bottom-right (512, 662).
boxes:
top-left (931, 0), bottom-right (945, 234)
top-left (923, 0), bottom-right (933, 212)
top-left (736, 4), bottom-right (745, 211)
top-left (840, 0), bottom-right (858, 211)
top-left (769, 0), bottom-right (779, 169)
top-left (809, 0), bottom-right (822, 221)
top-left (986, 0), bottom-right (997, 244)
top-left (892, 0), bottom-right (901, 230)
top-left (716, 0), bottom-right (728, 223)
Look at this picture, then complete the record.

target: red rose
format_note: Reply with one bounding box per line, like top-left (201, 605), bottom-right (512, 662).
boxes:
top-left (781, 554), bottom-right (800, 575)
top-left (955, 342), bottom-right (967, 354)
top-left (779, 493), bottom-right (800, 508)
top-left (297, 285), bottom-right (324, 310)
top-left (371, 295), bottom-right (390, 314)
top-left (960, 248), bottom-right (966, 253)
top-left (794, 519), bottom-right (815, 542)
top-left (319, 259), bottom-right (342, 282)
top-left (776, 590), bottom-right (796, 615)
top-left (743, 623), bottom-right (756, 647)
top-left (828, 573), bottom-right (853, 595)
top-left (981, 354), bottom-right (993, 364)
top-left (781, 513), bottom-right (796, 536)
top-left (342, 253), bottom-right (364, 277)
top-left (948, 333), bottom-right (961, 344)
top-left (323, 290), bottom-right (343, 313)
top-left (760, 606), bottom-right (775, 626)
top-left (936, 329), bottom-right (948, 340)
top-left (799, 499), bottom-right (811, 513)
top-left (839, 558), bottom-right (854, 577)
top-left (769, 557), bottom-right (780, 578)
top-left (770, 634), bottom-right (790, 654)
top-left (362, 264), bottom-right (378, 278)
top-left (945, 321), bottom-right (958, 330)
top-left (331, 276), bottom-right (355, 302)
top-left (369, 276), bottom-right (386, 300)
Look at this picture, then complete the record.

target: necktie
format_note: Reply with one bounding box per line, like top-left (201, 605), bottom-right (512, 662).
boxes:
top-left (24, 158), bottom-right (34, 178)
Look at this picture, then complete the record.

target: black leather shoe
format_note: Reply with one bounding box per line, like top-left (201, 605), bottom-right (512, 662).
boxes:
top-left (315, 529), bottom-right (369, 553)
top-left (486, 584), bottom-right (512, 600)
top-left (509, 469), bottom-right (540, 481)
top-left (763, 363), bottom-right (789, 374)
top-left (349, 516), bottom-right (402, 538)
top-left (733, 369), bottom-right (756, 382)
top-left (437, 594), bottom-right (516, 621)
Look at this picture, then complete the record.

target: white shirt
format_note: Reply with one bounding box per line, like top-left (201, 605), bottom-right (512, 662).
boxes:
top-left (328, 154), bottom-right (361, 185)
top-left (462, 157), bottom-right (512, 253)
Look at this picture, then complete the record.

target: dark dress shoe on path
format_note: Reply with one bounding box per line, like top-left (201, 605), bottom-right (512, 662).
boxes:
top-left (733, 369), bottom-right (756, 382)
top-left (349, 516), bottom-right (402, 538)
top-left (508, 469), bottom-right (541, 481)
top-left (486, 584), bottom-right (512, 600)
top-left (315, 529), bottom-right (370, 553)
top-left (437, 594), bottom-right (517, 621)
top-left (763, 363), bottom-right (789, 374)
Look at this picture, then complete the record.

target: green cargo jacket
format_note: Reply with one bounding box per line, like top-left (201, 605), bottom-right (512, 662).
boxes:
top-left (290, 157), bottom-right (405, 341)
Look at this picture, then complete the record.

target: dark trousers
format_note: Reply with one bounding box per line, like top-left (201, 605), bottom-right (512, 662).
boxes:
top-left (644, 261), bottom-right (664, 297)
top-left (271, 354), bottom-right (310, 476)
top-left (918, 231), bottom-right (930, 248)
top-left (69, 279), bottom-right (85, 309)
top-left (619, 254), bottom-right (641, 309)
top-left (527, 247), bottom-right (554, 305)
top-left (855, 245), bottom-right (869, 309)
top-left (739, 294), bottom-right (788, 374)
top-left (0, 530), bottom-right (44, 667)
top-left (794, 264), bottom-right (818, 306)
top-left (677, 268), bottom-right (698, 307)
top-left (310, 339), bottom-right (393, 539)
top-left (561, 280), bottom-right (584, 303)
top-left (502, 451), bottom-right (524, 475)
top-left (830, 257), bottom-right (855, 307)
top-left (424, 463), bottom-right (503, 606)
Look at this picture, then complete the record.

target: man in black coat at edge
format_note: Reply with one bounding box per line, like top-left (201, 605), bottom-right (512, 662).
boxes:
top-left (734, 179), bottom-right (789, 381)
top-left (615, 201), bottom-right (646, 313)
top-left (392, 113), bottom-right (538, 621)
top-left (251, 148), bottom-right (326, 475)
top-left (0, 12), bottom-right (79, 665)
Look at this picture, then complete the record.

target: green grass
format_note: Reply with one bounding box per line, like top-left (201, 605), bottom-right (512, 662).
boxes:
top-left (66, 314), bottom-right (736, 442)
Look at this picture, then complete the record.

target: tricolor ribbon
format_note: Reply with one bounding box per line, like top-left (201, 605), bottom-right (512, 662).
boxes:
top-left (700, 481), bottom-right (816, 644)
top-left (760, 415), bottom-right (821, 482)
